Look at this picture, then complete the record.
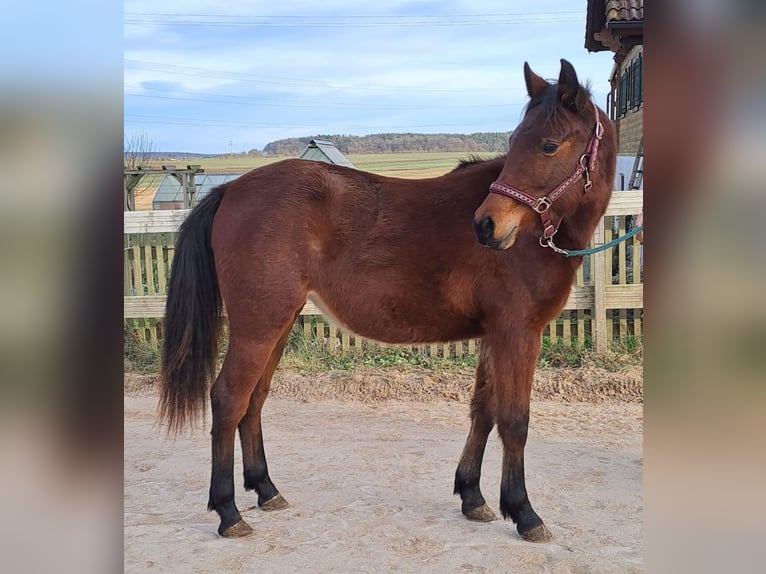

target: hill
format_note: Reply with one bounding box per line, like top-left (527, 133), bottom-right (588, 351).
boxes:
top-left (260, 132), bottom-right (511, 156)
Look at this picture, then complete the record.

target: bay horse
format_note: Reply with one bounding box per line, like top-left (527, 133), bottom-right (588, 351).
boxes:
top-left (160, 59), bottom-right (616, 541)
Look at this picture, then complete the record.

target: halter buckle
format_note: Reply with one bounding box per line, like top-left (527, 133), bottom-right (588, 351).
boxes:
top-left (583, 168), bottom-right (592, 191)
top-left (533, 197), bottom-right (551, 214)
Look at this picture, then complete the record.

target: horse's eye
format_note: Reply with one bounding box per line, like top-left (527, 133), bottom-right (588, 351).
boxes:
top-left (542, 141), bottom-right (559, 154)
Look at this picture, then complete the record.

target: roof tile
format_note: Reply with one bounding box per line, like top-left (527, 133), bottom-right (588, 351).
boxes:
top-left (606, 0), bottom-right (643, 23)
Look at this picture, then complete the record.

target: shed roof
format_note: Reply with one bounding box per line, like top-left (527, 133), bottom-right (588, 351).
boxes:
top-left (298, 139), bottom-right (355, 168)
top-left (153, 173), bottom-right (243, 206)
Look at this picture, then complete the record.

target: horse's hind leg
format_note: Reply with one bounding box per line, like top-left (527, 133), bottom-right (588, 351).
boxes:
top-left (454, 342), bottom-right (498, 522)
top-left (239, 325), bottom-right (294, 512)
top-left (208, 334), bottom-right (283, 537)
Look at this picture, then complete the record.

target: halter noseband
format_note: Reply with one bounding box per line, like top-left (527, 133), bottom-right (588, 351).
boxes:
top-left (488, 101), bottom-right (604, 255)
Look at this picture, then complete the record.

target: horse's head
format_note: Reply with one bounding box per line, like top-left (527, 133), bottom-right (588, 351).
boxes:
top-left (474, 59), bottom-right (614, 252)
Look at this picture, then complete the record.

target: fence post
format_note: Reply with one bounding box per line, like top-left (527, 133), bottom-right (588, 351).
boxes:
top-left (593, 218), bottom-right (607, 352)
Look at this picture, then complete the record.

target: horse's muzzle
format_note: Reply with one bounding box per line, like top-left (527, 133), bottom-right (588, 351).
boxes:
top-left (474, 215), bottom-right (496, 247)
top-left (475, 216), bottom-right (518, 250)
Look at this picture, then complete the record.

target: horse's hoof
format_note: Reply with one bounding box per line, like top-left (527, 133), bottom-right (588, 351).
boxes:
top-left (464, 504), bottom-right (497, 522)
top-left (219, 519), bottom-right (254, 538)
top-left (260, 493), bottom-right (289, 512)
top-left (519, 523), bottom-right (553, 543)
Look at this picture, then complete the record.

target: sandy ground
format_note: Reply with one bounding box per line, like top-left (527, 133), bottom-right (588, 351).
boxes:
top-left (125, 370), bottom-right (642, 573)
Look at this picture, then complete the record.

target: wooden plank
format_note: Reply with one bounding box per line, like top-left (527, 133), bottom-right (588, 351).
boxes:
top-left (131, 236), bottom-right (142, 296)
top-left (125, 296), bottom-right (166, 318)
top-left (147, 318), bottom-right (158, 347)
top-left (125, 285), bottom-right (643, 324)
top-left (634, 309), bottom-right (643, 339)
top-left (576, 258), bottom-right (585, 286)
top-left (156, 241), bottom-right (168, 295)
top-left (604, 285), bottom-right (644, 309)
top-left (618, 217), bottom-right (627, 285)
top-left (302, 299), bottom-right (323, 315)
top-left (577, 310), bottom-right (585, 350)
top-left (548, 319), bottom-right (557, 344)
top-left (632, 239), bottom-right (642, 286)
top-left (124, 236), bottom-right (132, 296)
top-left (124, 210), bottom-right (190, 234)
top-left (341, 330), bottom-right (350, 352)
top-left (562, 314), bottom-right (571, 347)
top-left (119, 297), bottom-right (323, 320)
top-left (618, 216), bottom-right (627, 340)
top-left (563, 285), bottom-right (595, 310)
top-left (136, 318), bottom-right (147, 344)
top-left (143, 236), bottom-right (157, 295)
top-left (593, 218), bottom-right (607, 352)
top-left (603, 190), bottom-right (643, 216)
top-left (605, 217), bottom-right (615, 344)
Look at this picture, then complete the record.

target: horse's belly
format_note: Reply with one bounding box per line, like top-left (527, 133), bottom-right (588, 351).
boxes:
top-left (307, 291), bottom-right (482, 344)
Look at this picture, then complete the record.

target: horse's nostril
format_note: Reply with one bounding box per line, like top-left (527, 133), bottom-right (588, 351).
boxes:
top-left (482, 216), bottom-right (495, 236)
top-left (474, 216), bottom-right (495, 244)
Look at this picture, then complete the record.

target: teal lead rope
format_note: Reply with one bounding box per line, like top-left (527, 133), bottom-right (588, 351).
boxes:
top-left (559, 225), bottom-right (643, 257)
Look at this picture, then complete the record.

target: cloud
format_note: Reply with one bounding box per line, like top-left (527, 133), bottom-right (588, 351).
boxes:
top-left (124, 1), bottom-right (615, 152)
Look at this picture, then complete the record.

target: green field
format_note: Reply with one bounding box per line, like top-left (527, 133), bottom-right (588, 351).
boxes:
top-left (131, 151), bottom-right (502, 209)
top-left (171, 151), bottom-right (500, 179)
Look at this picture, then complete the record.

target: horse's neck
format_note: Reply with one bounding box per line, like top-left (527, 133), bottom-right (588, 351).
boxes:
top-left (558, 185), bottom-right (612, 251)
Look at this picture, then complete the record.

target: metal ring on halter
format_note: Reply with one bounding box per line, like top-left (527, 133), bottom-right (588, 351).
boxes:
top-left (579, 154), bottom-right (589, 168)
top-left (540, 235), bottom-right (569, 255)
top-left (533, 197), bottom-right (551, 214)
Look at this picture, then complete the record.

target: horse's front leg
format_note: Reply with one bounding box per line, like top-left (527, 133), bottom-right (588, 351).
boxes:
top-left (492, 329), bottom-right (552, 542)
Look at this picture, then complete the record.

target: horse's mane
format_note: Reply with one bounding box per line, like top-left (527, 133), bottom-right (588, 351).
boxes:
top-left (525, 79), bottom-right (594, 132)
top-left (453, 154), bottom-right (507, 172)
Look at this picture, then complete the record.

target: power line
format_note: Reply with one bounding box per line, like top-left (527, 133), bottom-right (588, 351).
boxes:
top-left (124, 11), bottom-right (582, 28)
top-left (124, 113), bottom-right (505, 130)
top-left (124, 84), bottom-right (523, 110)
top-left (124, 59), bottom-right (517, 93)
top-left (125, 11), bottom-right (582, 19)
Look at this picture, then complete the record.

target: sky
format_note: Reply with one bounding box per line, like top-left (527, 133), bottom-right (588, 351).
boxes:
top-left (124, 1), bottom-right (616, 154)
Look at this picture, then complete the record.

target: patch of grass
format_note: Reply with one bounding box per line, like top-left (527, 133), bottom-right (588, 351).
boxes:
top-left (538, 336), bottom-right (643, 370)
top-left (279, 331), bottom-right (477, 375)
top-left (123, 325), bottom-right (641, 377)
top-left (124, 327), bottom-right (160, 374)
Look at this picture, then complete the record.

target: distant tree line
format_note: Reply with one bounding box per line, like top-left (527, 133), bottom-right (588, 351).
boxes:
top-left (258, 132), bottom-right (512, 156)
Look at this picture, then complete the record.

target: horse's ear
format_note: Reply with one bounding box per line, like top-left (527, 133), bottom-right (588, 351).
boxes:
top-left (524, 62), bottom-right (549, 99)
top-left (558, 58), bottom-right (588, 113)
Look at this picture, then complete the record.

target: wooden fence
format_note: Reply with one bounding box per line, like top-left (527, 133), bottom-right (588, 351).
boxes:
top-left (125, 190), bottom-right (642, 355)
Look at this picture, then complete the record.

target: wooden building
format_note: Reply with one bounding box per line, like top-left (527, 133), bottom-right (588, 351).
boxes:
top-left (298, 139), bottom-right (355, 168)
top-left (586, 1), bottom-right (644, 158)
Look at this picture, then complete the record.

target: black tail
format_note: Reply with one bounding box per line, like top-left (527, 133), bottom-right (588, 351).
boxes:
top-left (159, 188), bottom-right (225, 433)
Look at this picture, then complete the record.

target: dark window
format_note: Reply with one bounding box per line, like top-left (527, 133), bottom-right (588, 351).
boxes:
top-left (632, 54), bottom-right (643, 110)
top-left (619, 70), bottom-right (628, 117)
top-left (616, 52), bottom-right (643, 119)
